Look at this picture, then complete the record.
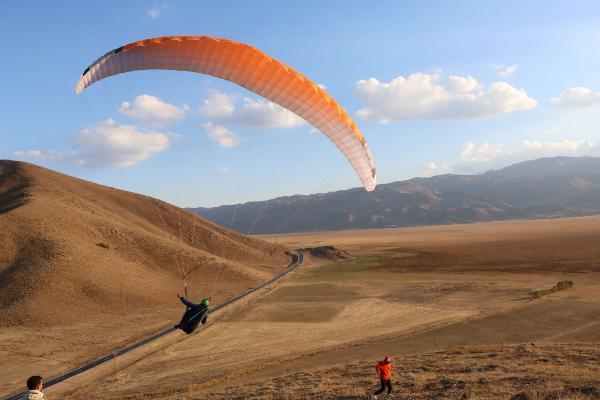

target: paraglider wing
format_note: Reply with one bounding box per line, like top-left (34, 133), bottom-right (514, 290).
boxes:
top-left (76, 36), bottom-right (376, 191)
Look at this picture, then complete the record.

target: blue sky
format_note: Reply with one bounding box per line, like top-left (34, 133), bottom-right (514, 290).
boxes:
top-left (2, 1), bottom-right (600, 207)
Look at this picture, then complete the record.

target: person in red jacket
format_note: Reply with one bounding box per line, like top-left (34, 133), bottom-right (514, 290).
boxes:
top-left (373, 355), bottom-right (393, 399)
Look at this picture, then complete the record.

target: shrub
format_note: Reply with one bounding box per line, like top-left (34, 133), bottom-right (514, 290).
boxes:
top-left (530, 280), bottom-right (574, 299)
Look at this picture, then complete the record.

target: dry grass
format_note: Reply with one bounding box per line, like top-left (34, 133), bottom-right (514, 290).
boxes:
top-left (202, 344), bottom-right (599, 400)
top-left (0, 160), bottom-right (291, 395)
top-left (263, 217), bottom-right (600, 274)
top-left (23, 204), bottom-right (600, 399)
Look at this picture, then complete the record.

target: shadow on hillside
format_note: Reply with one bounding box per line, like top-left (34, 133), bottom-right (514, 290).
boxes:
top-left (0, 162), bottom-right (30, 215)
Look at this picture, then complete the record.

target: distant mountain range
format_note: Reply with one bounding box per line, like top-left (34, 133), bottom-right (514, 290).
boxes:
top-left (189, 156), bottom-right (600, 234)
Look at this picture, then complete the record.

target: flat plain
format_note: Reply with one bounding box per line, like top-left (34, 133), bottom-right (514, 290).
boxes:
top-left (45, 216), bottom-right (600, 399)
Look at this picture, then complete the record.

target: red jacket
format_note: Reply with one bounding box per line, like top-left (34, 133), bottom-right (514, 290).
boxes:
top-left (375, 360), bottom-right (392, 380)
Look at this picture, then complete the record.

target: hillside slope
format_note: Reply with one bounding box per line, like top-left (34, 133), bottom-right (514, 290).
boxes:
top-left (0, 160), bottom-right (290, 327)
top-left (191, 156), bottom-right (600, 233)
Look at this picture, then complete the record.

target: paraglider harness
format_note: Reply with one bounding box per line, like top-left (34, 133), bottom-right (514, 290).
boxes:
top-left (175, 296), bottom-right (209, 334)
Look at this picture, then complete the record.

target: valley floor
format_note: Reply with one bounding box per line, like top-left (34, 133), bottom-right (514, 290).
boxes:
top-left (27, 217), bottom-right (600, 398)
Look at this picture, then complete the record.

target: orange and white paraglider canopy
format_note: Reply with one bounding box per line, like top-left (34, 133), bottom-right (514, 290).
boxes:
top-left (77, 36), bottom-right (376, 191)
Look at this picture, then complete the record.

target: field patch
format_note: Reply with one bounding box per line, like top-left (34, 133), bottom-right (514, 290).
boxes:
top-left (261, 283), bottom-right (359, 302)
top-left (225, 302), bottom-right (345, 323)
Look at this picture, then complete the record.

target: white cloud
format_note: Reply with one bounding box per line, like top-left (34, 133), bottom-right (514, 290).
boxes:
top-left (14, 149), bottom-right (68, 162)
top-left (355, 73), bottom-right (537, 123)
top-left (148, 8), bottom-right (160, 18)
top-left (460, 142), bottom-right (508, 163)
top-left (237, 97), bottom-right (305, 128)
top-left (425, 162), bottom-right (438, 172)
top-left (200, 91), bottom-right (236, 119)
top-left (119, 94), bottom-right (187, 127)
top-left (203, 122), bottom-right (240, 148)
top-left (519, 139), bottom-right (592, 154)
top-left (550, 87), bottom-right (600, 109)
top-left (73, 119), bottom-right (171, 166)
top-left (216, 166), bottom-right (231, 173)
top-left (423, 161), bottom-right (452, 175)
top-left (148, 2), bottom-right (169, 18)
top-left (459, 139), bottom-right (597, 165)
top-left (459, 142), bottom-right (476, 158)
top-left (15, 119), bottom-right (171, 167)
top-left (492, 64), bottom-right (518, 77)
top-left (445, 75), bottom-right (480, 93)
top-left (200, 90), bottom-right (304, 129)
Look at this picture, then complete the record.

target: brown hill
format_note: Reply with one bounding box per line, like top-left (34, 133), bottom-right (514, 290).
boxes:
top-left (0, 160), bottom-right (291, 327)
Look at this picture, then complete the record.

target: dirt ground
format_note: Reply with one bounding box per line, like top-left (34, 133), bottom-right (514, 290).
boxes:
top-left (0, 160), bottom-right (290, 396)
top-left (42, 217), bottom-right (600, 399)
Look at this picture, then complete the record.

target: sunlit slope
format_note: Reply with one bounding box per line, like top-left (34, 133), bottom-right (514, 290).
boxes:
top-left (0, 160), bottom-right (290, 327)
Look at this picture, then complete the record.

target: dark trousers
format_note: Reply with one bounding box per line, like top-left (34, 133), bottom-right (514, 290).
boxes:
top-left (374, 379), bottom-right (392, 395)
top-left (176, 307), bottom-right (208, 334)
